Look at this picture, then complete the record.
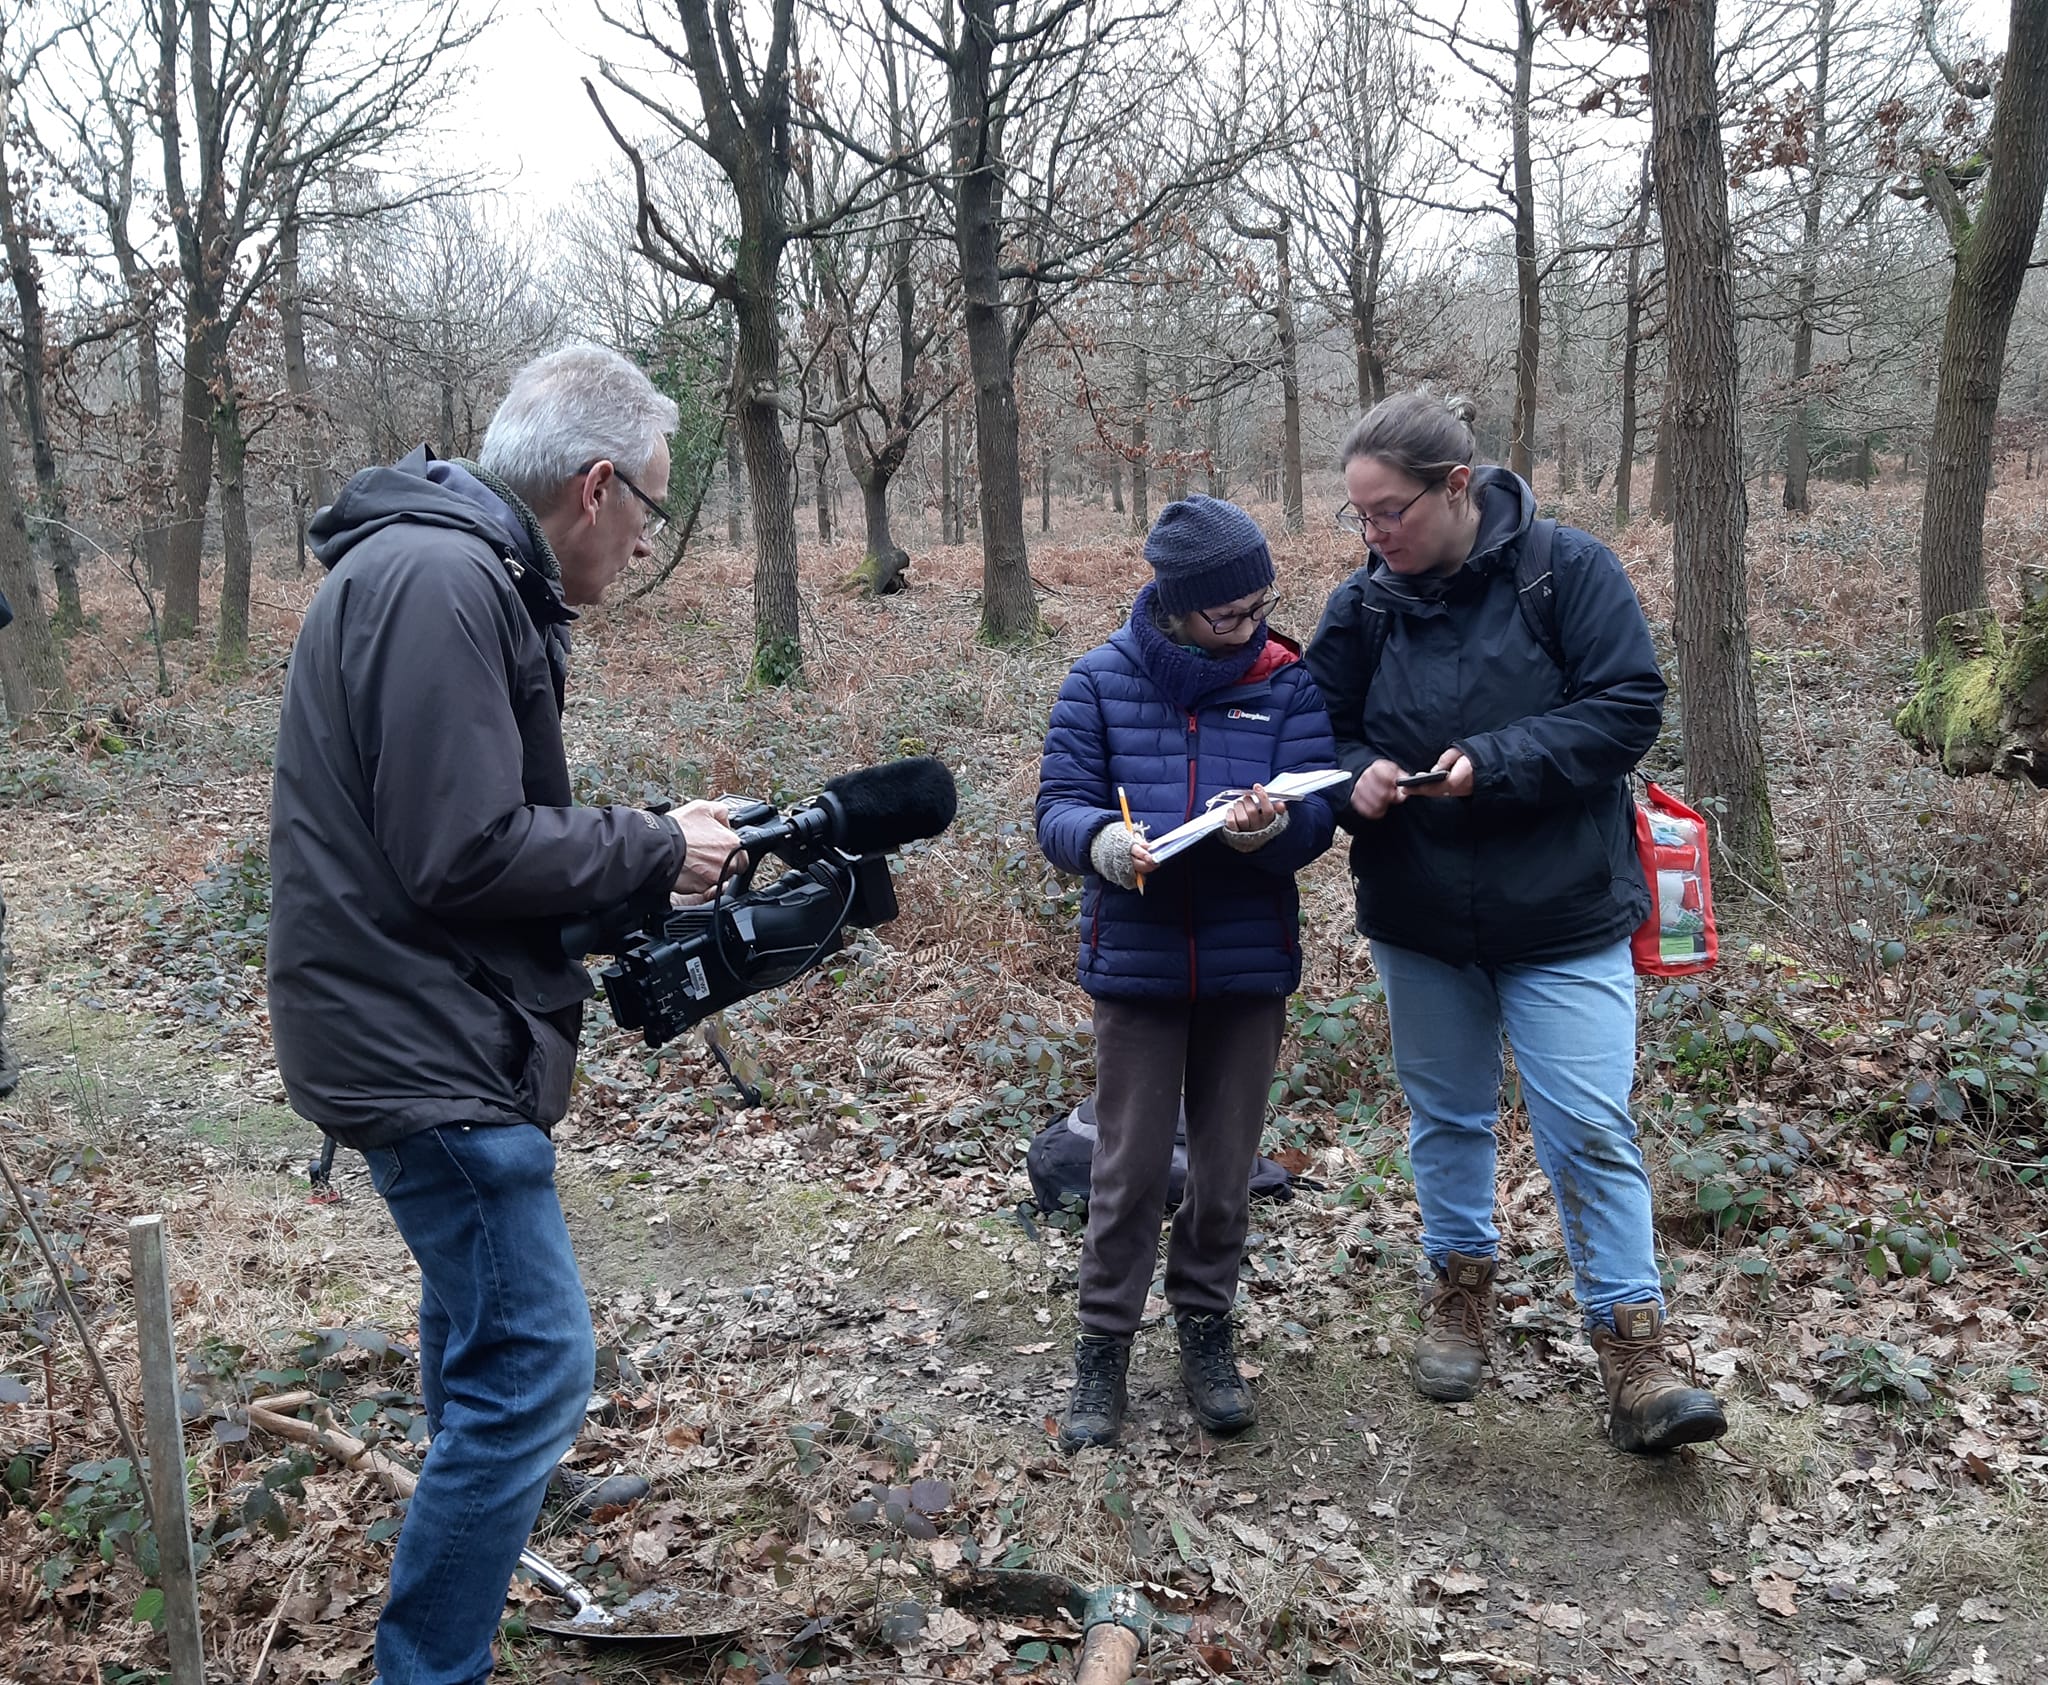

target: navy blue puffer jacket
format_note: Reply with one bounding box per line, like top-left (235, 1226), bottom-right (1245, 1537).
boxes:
top-left (1305, 467), bottom-right (1665, 968)
top-left (1035, 584), bottom-right (1339, 1000)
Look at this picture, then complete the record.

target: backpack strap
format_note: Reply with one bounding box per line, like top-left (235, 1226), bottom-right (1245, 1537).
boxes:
top-left (1356, 601), bottom-right (1391, 693)
top-left (1512, 517), bottom-right (1568, 677)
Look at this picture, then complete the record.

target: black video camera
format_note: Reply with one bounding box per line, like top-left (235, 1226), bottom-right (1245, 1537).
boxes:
top-left (565, 757), bottom-right (957, 1049)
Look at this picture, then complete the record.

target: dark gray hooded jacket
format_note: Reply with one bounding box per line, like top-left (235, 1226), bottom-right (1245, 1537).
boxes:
top-left (267, 448), bottom-right (684, 1146)
top-left (1305, 465), bottom-right (1665, 967)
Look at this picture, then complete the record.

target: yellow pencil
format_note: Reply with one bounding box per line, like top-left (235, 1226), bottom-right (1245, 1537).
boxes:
top-left (1118, 785), bottom-right (1145, 894)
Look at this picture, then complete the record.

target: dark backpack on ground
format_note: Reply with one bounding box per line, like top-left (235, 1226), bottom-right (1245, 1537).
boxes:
top-left (1025, 1094), bottom-right (1294, 1216)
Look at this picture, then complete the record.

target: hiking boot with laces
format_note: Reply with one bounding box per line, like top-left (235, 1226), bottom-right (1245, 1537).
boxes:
top-left (1413, 1251), bottom-right (1494, 1402)
top-left (1591, 1301), bottom-right (1729, 1454)
top-left (1176, 1313), bottom-right (1256, 1435)
top-left (1058, 1333), bottom-right (1131, 1452)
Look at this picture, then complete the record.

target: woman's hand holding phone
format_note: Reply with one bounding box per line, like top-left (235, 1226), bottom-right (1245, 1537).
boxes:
top-left (1407, 750), bottom-right (1475, 798)
top-left (1352, 752), bottom-right (1475, 819)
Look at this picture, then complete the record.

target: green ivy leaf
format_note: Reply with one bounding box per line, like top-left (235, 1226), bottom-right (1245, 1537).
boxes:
top-left (132, 1588), bottom-right (165, 1629)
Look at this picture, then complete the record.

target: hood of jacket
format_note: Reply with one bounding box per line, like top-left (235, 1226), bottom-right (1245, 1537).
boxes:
top-left (309, 447), bottom-right (559, 576)
top-left (1359, 464), bottom-right (1536, 614)
top-left (308, 447), bottom-right (573, 630)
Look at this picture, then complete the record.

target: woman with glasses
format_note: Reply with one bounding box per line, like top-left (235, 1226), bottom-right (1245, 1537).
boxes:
top-left (1035, 495), bottom-right (1339, 1452)
top-left (1305, 392), bottom-right (1725, 1455)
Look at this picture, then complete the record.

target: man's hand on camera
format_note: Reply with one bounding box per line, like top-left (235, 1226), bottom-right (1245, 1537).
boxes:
top-left (670, 801), bottom-right (745, 895)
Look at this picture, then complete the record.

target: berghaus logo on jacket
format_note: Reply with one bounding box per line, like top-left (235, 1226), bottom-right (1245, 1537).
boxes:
top-left (1227, 708), bottom-right (1270, 721)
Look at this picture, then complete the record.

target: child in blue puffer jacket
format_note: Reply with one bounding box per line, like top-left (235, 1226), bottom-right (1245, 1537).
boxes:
top-left (1034, 495), bottom-right (1338, 1451)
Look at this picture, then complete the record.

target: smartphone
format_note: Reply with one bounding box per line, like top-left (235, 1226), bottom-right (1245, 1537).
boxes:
top-left (1396, 770), bottom-right (1450, 789)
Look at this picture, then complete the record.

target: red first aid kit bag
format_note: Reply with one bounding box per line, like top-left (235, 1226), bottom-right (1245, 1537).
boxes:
top-left (1632, 782), bottom-right (1717, 976)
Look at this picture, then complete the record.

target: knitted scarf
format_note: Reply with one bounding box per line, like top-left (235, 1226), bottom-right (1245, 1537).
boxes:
top-left (1126, 581), bottom-right (1270, 711)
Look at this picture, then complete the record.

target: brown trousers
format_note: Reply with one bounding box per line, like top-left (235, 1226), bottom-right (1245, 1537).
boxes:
top-left (1077, 995), bottom-right (1289, 1337)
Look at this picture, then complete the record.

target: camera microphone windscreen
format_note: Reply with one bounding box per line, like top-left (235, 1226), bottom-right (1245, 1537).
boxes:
top-left (820, 757), bottom-right (958, 855)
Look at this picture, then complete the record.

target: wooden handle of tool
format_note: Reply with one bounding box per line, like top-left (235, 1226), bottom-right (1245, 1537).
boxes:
top-left (244, 1401), bottom-right (418, 1499)
top-left (1074, 1623), bottom-right (1141, 1685)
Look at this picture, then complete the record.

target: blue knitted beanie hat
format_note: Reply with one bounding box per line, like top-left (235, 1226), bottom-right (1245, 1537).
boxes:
top-left (1143, 495), bottom-right (1276, 617)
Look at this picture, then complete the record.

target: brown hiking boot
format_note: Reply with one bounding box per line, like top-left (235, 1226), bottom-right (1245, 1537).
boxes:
top-left (1412, 1251), bottom-right (1494, 1401)
top-left (1591, 1301), bottom-right (1729, 1454)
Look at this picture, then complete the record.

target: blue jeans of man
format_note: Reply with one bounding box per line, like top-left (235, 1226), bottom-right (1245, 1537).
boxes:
top-left (360, 1123), bottom-right (595, 1685)
top-left (1371, 937), bottom-right (1660, 1329)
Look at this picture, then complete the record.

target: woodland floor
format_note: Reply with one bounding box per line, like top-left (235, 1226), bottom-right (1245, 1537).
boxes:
top-left (1, 475), bottom-right (2045, 1685)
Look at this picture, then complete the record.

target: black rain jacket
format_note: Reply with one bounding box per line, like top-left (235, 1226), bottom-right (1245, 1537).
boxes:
top-left (1304, 466), bottom-right (1665, 967)
top-left (266, 449), bottom-right (684, 1146)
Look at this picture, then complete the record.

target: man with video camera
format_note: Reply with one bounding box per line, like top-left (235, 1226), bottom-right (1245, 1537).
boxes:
top-left (267, 344), bottom-right (744, 1685)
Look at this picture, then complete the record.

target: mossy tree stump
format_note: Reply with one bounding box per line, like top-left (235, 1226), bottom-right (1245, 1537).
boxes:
top-left (1897, 563), bottom-right (2048, 781)
top-left (845, 546), bottom-right (910, 598)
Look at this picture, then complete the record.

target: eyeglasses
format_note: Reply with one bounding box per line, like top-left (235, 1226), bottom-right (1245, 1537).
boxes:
top-left (574, 460), bottom-right (672, 540)
top-left (1336, 481), bottom-right (1438, 537)
top-left (1198, 591), bottom-right (1280, 634)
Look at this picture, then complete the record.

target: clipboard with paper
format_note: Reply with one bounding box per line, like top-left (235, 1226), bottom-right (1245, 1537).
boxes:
top-left (1141, 767), bottom-right (1353, 865)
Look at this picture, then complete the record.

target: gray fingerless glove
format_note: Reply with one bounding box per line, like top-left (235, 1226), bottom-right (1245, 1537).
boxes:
top-left (1089, 821), bottom-right (1144, 890)
top-left (1221, 807), bottom-right (1291, 852)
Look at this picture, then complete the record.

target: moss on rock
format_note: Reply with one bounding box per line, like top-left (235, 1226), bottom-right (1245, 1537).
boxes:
top-left (1895, 609), bottom-right (2003, 776)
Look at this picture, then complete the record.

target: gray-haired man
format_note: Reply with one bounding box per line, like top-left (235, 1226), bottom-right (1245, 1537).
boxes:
top-left (267, 344), bottom-right (742, 1685)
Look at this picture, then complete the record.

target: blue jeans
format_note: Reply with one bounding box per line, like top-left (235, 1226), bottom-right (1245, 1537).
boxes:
top-left (1371, 938), bottom-right (1660, 1329)
top-left (360, 1123), bottom-right (595, 1685)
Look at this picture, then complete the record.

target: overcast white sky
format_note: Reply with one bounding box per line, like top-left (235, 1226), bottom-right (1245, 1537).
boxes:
top-left (450, 2), bottom-right (624, 215)
top-left (452, 0), bottom-right (2018, 223)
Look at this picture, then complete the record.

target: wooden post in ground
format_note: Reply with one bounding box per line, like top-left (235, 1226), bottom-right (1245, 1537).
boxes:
top-left (127, 1215), bottom-right (205, 1685)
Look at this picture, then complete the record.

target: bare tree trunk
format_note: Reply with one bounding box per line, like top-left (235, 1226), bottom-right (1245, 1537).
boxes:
top-left (0, 409), bottom-right (72, 724)
top-left (214, 375), bottom-right (253, 667)
top-left (1919, 0), bottom-right (2048, 652)
top-left (860, 472), bottom-right (897, 559)
top-left (1164, 362), bottom-right (1190, 502)
top-left (1107, 456), bottom-right (1124, 515)
top-left (1233, 211), bottom-right (1306, 532)
top-left (1510, 0), bottom-right (1540, 481)
top-left (133, 303), bottom-right (172, 586)
top-left (845, 430), bottom-right (909, 596)
top-left (1130, 343), bottom-right (1150, 534)
top-left (737, 289), bottom-right (801, 683)
top-left (812, 409), bottom-right (833, 545)
top-left (1274, 222), bottom-right (1305, 533)
top-left (0, 107), bottom-right (84, 629)
top-left (1206, 403), bottom-right (1225, 495)
top-left (1783, 0), bottom-right (1834, 514)
top-left (1040, 444), bottom-right (1052, 532)
top-left (940, 403), bottom-right (959, 543)
top-left (279, 199), bottom-right (335, 513)
top-left (1649, 379), bottom-right (1675, 521)
top-left (163, 328), bottom-right (216, 641)
top-left (952, 0), bottom-right (1037, 642)
top-left (1351, 262), bottom-right (1387, 409)
top-left (724, 313), bottom-right (744, 547)
top-left (1649, 0), bottom-right (1781, 889)
top-left (1616, 160), bottom-right (1653, 528)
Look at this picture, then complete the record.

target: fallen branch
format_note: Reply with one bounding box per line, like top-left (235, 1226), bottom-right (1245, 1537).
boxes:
top-left (242, 1399), bottom-right (419, 1499)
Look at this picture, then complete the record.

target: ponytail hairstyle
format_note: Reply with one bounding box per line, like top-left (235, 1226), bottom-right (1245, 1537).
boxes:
top-left (1339, 391), bottom-right (1479, 483)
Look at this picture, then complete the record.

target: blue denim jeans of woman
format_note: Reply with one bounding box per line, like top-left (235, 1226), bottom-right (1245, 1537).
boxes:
top-left (360, 1122), bottom-right (596, 1685)
top-left (1370, 937), bottom-right (1661, 1329)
